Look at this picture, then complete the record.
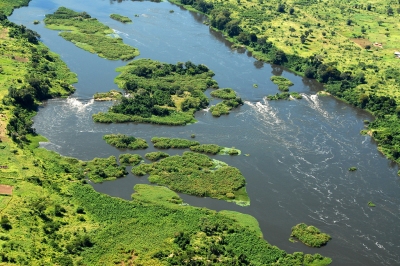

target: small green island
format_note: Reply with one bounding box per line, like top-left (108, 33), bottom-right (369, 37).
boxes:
top-left (132, 151), bottom-right (249, 205)
top-left (270, 76), bottom-right (294, 92)
top-left (110, 13), bottom-right (132, 23)
top-left (145, 151), bottom-right (170, 161)
top-left (290, 223), bottom-right (332, 248)
top-left (210, 88), bottom-right (238, 100)
top-left (83, 156), bottom-right (128, 183)
top-left (92, 59), bottom-right (224, 125)
top-left (209, 87), bottom-right (244, 117)
top-left (93, 90), bottom-right (122, 101)
top-left (44, 7), bottom-right (139, 60)
top-left (119, 153), bottom-right (143, 166)
top-left (267, 92), bottom-right (302, 101)
top-left (103, 134), bottom-right (148, 149)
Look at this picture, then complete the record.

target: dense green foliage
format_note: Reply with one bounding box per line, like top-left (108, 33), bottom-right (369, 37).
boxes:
top-left (267, 92), bottom-right (302, 100)
top-left (84, 156), bottom-right (128, 182)
top-left (189, 143), bottom-right (223, 154)
top-left (110, 13), bottom-right (132, 23)
top-left (93, 59), bottom-right (218, 125)
top-left (44, 7), bottom-right (139, 60)
top-left (0, 0), bottom-right (30, 16)
top-left (270, 76), bottom-right (294, 92)
top-left (210, 88), bottom-right (237, 99)
top-left (151, 136), bottom-right (199, 149)
top-left (210, 97), bottom-right (243, 116)
top-left (103, 134), bottom-right (148, 149)
top-left (291, 223), bottom-right (331, 248)
top-left (118, 153), bottom-right (143, 166)
top-left (132, 151), bottom-right (249, 203)
top-left (145, 151), bottom-right (170, 161)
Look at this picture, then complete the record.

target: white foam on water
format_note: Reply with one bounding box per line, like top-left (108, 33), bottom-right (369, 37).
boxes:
top-left (112, 29), bottom-right (129, 37)
top-left (245, 99), bottom-right (281, 126)
top-left (301, 93), bottom-right (331, 119)
top-left (66, 97), bottom-right (94, 112)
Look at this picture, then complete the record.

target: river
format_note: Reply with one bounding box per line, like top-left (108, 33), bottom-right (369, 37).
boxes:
top-left (9, 0), bottom-right (400, 265)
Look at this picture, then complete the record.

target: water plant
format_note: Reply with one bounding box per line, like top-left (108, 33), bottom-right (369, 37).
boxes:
top-left (368, 201), bottom-right (376, 207)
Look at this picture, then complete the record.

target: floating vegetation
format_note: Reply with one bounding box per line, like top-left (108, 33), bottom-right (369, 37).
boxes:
top-left (349, 167), bottom-right (357, 171)
top-left (368, 201), bottom-right (376, 207)
top-left (291, 223), bottom-right (331, 248)
top-left (103, 134), bottom-right (148, 149)
top-left (110, 13), bottom-right (132, 23)
top-left (270, 76), bottom-right (294, 92)
top-left (253, 84), bottom-right (258, 88)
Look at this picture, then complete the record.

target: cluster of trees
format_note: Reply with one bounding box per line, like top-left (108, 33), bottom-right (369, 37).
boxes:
top-left (103, 134), bottom-right (148, 149)
top-left (291, 223), bottom-right (331, 248)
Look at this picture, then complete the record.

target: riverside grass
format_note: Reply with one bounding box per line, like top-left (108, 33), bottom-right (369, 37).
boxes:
top-left (44, 7), bottom-right (139, 60)
top-left (169, 0), bottom-right (400, 165)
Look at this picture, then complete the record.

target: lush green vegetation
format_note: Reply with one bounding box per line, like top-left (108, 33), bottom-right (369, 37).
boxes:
top-left (103, 134), bottom-right (148, 150)
top-left (110, 13), bottom-right (132, 23)
top-left (0, 2), bottom-right (332, 265)
top-left (210, 97), bottom-right (243, 116)
top-left (151, 136), bottom-right (199, 149)
top-left (84, 156), bottom-right (128, 183)
top-left (169, 0), bottom-right (400, 165)
top-left (118, 153), bottom-right (143, 166)
top-left (93, 59), bottom-right (219, 125)
top-left (132, 151), bottom-right (249, 203)
top-left (349, 166), bottom-right (357, 171)
top-left (189, 143), bottom-right (222, 154)
top-left (44, 7), bottom-right (139, 60)
top-left (368, 201), bottom-right (376, 207)
top-left (267, 92), bottom-right (303, 100)
top-left (271, 76), bottom-right (294, 92)
top-left (93, 90), bottom-right (122, 101)
top-left (144, 151), bottom-right (170, 161)
top-left (291, 223), bottom-right (331, 248)
top-left (210, 88), bottom-right (237, 99)
top-left (0, 0), bottom-right (30, 16)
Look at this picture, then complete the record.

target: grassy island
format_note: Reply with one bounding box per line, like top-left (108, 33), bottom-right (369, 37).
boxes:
top-left (291, 223), bottom-right (332, 248)
top-left (270, 76), bottom-right (294, 92)
top-left (267, 92), bottom-right (302, 100)
top-left (93, 90), bottom-right (122, 101)
top-left (210, 98), bottom-right (243, 117)
top-left (210, 88), bottom-right (238, 99)
top-left (44, 7), bottom-right (139, 60)
top-left (119, 153), bottom-right (143, 166)
top-left (84, 156), bottom-right (128, 183)
top-left (132, 151), bottom-right (249, 204)
top-left (145, 151), bottom-right (170, 161)
top-left (92, 59), bottom-right (218, 125)
top-left (103, 134), bottom-right (148, 150)
top-left (0, 2), bottom-right (332, 265)
top-left (110, 13), bottom-right (132, 23)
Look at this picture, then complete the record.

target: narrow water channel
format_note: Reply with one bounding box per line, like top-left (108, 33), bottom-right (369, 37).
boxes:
top-left (9, 0), bottom-right (400, 265)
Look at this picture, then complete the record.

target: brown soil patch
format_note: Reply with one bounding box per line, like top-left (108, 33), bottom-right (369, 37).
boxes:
top-left (13, 56), bottom-right (28, 62)
top-left (0, 113), bottom-right (8, 142)
top-left (0, 185), bottom-right (13, 195)
top-left (0, 28), bottom-right (8, 39)
top-left (351, 38), bottom-right (372, 48)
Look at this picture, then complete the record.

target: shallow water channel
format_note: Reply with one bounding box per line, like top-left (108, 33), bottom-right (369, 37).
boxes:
top-left (9, 0), bottom-right (400, 265)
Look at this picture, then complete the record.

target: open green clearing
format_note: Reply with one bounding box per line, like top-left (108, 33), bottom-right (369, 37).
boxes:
top-left (103, 134), bottom-right (148, 150)
top-left (170, 0), bottom-right (400, 165)
top-left (110, 13), bottom-right (132, 23)
top-left (291, 223), bottom-right (332, 248)
top-left (93, 58), bottom-right (225, 125)
top-left (0, 2), bottom-right (331, 265)
top-left (44, 7), bottom-right (139, 60)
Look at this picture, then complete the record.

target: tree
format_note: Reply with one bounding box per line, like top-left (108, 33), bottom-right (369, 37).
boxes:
top-left (346, 19), bottom-right (352, 26)
top-left (367, 4), bottom-right (372, 11)
top-left (0, 215), bottom-right (11, 230)
top-left (289, 7), bottom-right (295, 15)
top-left (387, 6), bottom-right (394, 16)
top-left (277, 3), bottom-right (285, 13)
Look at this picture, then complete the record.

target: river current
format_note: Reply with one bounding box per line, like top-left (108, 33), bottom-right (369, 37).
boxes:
top-left (9, 0), bottom-right (400, 265)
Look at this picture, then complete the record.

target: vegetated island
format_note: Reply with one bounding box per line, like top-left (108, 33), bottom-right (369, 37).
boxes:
top-left (0, 2), bottom-right (332, 265)
top-left (169, 0), bottom-right (400, 167)
top-left (290, 223), bottom-right (332, 248)
top-left (119, 153), bottom-right (143, 166)
top-left (93, 90), bottom-right (122, 101)
top-left (110, 13), bottom-right (132, 23)
top-left (267, 92), bottom-right (302, 101)
top-left (83, 156), bottom-right (128, 183)
top-left (93, 59), bottom-right (241, 125)
top-left (151, 136), bottom-right (241, 155)
top-left (145, 151), bottom-right (170, 161)
top-left (270, 76), bottom-right (294, 92)
top-left (132, 151), bottom-right (249, 205)
top-left (44, 7), bottom-right (139, 60)
top-left (103, 134), bottom-right (148, 149)
top-left (209, 88), bottom-right (244, 116)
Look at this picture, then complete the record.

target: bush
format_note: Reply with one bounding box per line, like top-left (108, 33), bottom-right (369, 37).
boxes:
top-left (103, 134), bottom-right (148, 150)
top-left (145, 151), bottom-right (170, 161)
top-left (291, 223), bottom-right (331, 247)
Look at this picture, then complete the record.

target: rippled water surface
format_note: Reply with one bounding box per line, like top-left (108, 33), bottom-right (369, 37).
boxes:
top-left (10, 0), bottom-right (400, 265)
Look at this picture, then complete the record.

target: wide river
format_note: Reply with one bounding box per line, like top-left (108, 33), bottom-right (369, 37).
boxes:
top-left (9, 0), bottom-right (400, 265)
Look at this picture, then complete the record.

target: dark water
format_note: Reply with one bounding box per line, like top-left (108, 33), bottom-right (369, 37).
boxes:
top-left (10, 1), bottom-right (400, 265)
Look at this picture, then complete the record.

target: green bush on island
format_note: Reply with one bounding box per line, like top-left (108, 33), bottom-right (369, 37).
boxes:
top-left (349, 167), bottom-right (357, 171)
top-left (210, 97), bottom-right (243, 117)
top-left (132, 151), bottom-right (249, 203)
top-left (368, 201), bottom-right (376, 207)
top-left (151, 137), bottom-right (199, 149)
top-left (110, 13), bottom-right (132, 23)
top-left (210, 88), bottom-right (237, 99)
top-left (270, 76), bottom-right (294, 92)
top-left (267, 92), bottom-right (303, 100)
top-left (291, 223), bottom-right (331, 248)
top-left (93, 59), bottom-right (219, 125)
top-left (189, 144), bottom-right (223, 154)
top-left (84, 156), bottom-right (128, 182)
top-left (118, 153), bottom-right (142, 166)
top-left (93, 90), bottom-right (122, 101)
top-left (103, 134), bottom-right (148, 149)
top-left (145, 151), bottom-right (170, 161)
top-left (44, 7), bottom-right (139, 60)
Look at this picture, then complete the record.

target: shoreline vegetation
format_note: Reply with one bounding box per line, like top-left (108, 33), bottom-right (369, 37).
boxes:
top-left (93, 59), bottom-right (241, 125)
top-left (291, 223), bottom-right (332, 248)
top-left (44, 7), bottom-right (139, 60)
top-left (110, 13), bottom-right (132, 23)
top-left (168, 0), bottom-right (400, 166)
top-left (0, 1), bottom-right (332, 265)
